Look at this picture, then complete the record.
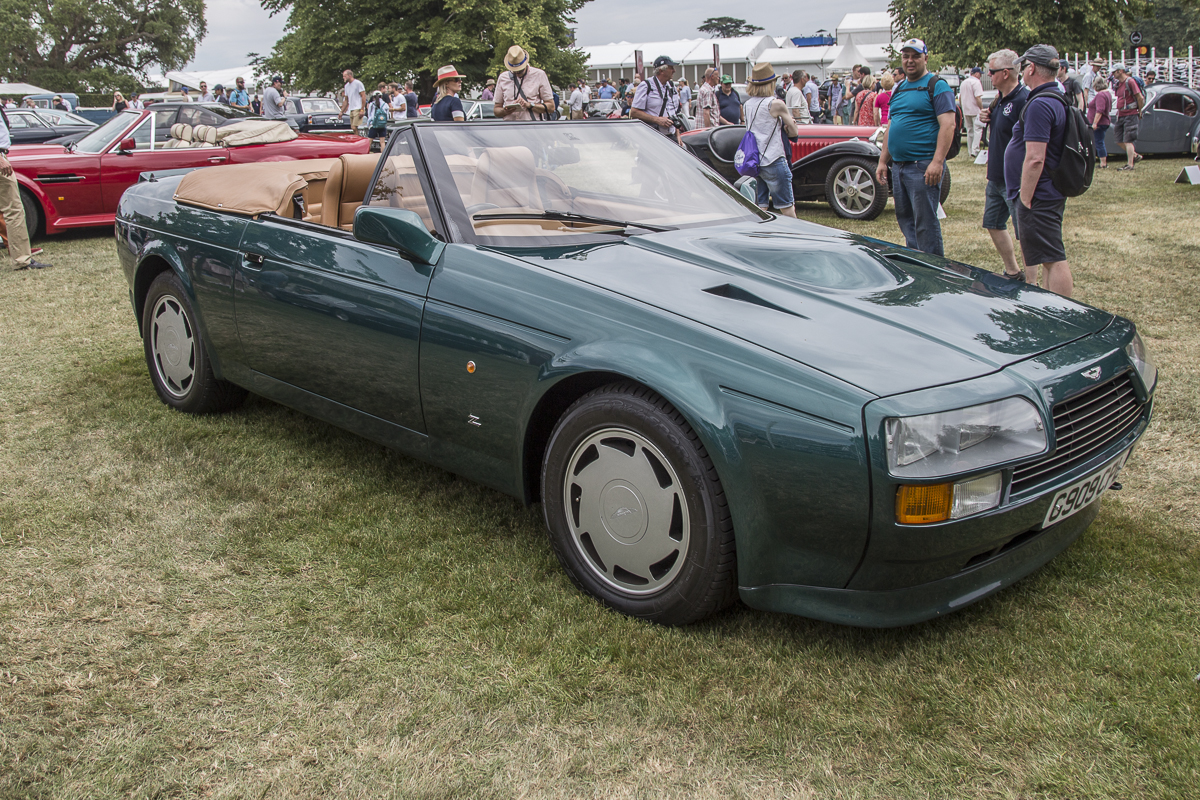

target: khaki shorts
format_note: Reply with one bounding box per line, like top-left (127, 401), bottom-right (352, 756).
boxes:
top-left (1114, 115), bottom-right (1139, 143)
top-left (350, 109), bottom-right (365, 133)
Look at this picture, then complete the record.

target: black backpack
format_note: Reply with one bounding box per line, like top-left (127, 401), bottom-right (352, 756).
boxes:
top-left (1018, 91), bottom-right (1095, 197)
top-left (893, 76), bottom-right (963, 159)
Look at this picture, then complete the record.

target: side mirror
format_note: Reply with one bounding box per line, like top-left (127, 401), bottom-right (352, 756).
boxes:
top-left (353, 206), bottom-right (444, 265)
top-left (117, 138), bottom-right (137, 152)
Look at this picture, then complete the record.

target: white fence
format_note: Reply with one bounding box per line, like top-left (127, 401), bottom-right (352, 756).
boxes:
top-left (1061, 46), bottom-right (1198, 88)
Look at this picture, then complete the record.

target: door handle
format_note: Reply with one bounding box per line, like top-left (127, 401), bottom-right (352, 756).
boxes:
top-left (207, 156), bottom-right (228, 163)
top-left (243, 252), bottom-right (265, 268)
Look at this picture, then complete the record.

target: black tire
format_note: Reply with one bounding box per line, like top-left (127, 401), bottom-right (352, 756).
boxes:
top-left (825, 156), bottom-right (888, 220)
top-left (541, 382), bottom-right (737, 625)
top-left (940, 163), bottom-right (952, 205)
top-left (20, 189), bottom-right (41, 241)
top-left (142, 271), bottom-right (247, 414)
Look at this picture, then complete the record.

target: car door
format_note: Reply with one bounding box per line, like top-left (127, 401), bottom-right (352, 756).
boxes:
top-left (232, 131), bottom-right (435, 433)
top-left (100, 109), bottom-right (231, 212)
top-left (1138, 88), bottom-right (1198, 153)
top-left (8, 112), bottom-right (55, 144)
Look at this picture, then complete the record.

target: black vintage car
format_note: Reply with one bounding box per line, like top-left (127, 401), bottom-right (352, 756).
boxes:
top-left (284, 96), bottom-right (353, 132)
top-left (681, 124), bottom-right (951, 221)
top-left (4, 108), bottom-right (95, 145)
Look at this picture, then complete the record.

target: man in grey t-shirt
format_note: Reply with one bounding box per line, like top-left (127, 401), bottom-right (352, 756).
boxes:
top-left (263, 76), bottom-right (286, 119)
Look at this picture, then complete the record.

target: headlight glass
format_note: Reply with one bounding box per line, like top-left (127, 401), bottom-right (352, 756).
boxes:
top-left (1125, 332), bottom-right (1156, 391)
top-left (886, 397), bottom-right (1047, 478)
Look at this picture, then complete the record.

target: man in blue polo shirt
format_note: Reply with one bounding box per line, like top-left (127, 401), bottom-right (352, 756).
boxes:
top-left (1004, 44), bottom-right (1072, 297)
top-left (875, 38), bottom-right (957, 255)
top-left (979, 48), bottom-right (1028, 280)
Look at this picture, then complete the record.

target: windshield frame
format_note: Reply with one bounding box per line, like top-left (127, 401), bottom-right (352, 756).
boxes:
top-left (409, 120), bottom-right (768, 248)
top-left (72, 109), bottom-right (141, 154)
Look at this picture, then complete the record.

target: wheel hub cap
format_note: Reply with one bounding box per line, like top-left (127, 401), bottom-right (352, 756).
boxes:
top-left (563, 428), bottom-right (690, 595)
top-left (601, 481), bottom-right (647, 543)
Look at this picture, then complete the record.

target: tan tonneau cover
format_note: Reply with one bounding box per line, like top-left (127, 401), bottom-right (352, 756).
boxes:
top-left (173, 159), bottom-right (338, 217)
top-left (215, 119), bottom-right (298, 146)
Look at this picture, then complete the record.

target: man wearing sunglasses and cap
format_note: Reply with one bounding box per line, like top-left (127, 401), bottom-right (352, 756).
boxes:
top-left (631, 55), bottom-right (683, 141)
top-left (494, 46), bottom-right (556, 121)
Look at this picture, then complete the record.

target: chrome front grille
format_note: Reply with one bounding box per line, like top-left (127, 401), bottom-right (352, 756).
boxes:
top-left (1012, 372), bottom-right (1144, 494)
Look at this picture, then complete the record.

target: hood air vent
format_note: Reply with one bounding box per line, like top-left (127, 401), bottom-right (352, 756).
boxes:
top-left (703, 283), bottom-right (809, 319)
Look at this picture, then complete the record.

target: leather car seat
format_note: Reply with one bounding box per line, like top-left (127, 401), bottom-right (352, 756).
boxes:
top-left (321, 153), bottom-right (382, 229)
top-left (709, 126), bottom-right (745, 164)
top-left (469, 147), bottom-right (542, 211)
top-left (191, 124), bottom-right (219, 147)
top-left (163, 123), bottom-right (193, 148)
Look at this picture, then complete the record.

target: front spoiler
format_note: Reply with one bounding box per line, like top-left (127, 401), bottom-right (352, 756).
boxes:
top-left (738, 500), bottom-right (1100, 627)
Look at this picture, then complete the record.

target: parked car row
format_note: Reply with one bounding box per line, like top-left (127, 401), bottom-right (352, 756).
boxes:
top-left (8, 103), bottom-right (369, 238)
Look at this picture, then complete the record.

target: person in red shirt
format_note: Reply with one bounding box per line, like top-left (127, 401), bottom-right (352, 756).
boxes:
top-left (1111, 65), bottom-right (1144, 171)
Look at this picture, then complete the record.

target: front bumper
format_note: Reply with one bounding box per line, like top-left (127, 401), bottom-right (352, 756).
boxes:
top-left (740, 499), bottom-right (1101, 627)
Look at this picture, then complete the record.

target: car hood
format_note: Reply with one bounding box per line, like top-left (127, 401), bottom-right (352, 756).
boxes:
top-left (514, 219), bottom-right (1113, 396)
top-left (8, 144), bottom-right (72, 158)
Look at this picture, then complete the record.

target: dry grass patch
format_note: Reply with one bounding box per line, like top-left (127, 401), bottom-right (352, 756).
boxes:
top-left (1, 161), bottom-right (1198, 799)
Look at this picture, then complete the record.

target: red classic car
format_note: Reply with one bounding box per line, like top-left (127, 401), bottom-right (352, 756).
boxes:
top-left (11, 103), bottom-right (370, 237)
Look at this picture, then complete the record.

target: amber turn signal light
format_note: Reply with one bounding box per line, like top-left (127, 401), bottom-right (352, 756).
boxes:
top-left (895, 483), bottom-right (953, 524)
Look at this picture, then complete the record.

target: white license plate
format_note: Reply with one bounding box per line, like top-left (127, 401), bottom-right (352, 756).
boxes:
top-left (1042, 449), bottom-right (1131, 528)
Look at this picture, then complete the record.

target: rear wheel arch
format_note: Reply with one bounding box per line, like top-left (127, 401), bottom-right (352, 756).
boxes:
top-left (132, 255), bottom-right (175, 331)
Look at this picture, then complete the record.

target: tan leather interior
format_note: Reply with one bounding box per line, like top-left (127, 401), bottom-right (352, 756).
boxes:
top-left (322, 153), bottom-right (383, 229)
top-left (469, 146), bottom-right (542, 211)
top-left (174, 162), bottom-right (307, 216)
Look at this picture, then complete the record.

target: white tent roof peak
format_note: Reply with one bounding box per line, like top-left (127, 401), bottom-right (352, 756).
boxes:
top-left (836, 12), bottom-right (895, 31)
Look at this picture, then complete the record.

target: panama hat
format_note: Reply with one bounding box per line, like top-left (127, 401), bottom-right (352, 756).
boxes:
top-left (750, 62), bottom-right (777, 84)
top-left (504, 46), bottom-right (529, 71)
top-left (434, 65), bottom-right (463, 86)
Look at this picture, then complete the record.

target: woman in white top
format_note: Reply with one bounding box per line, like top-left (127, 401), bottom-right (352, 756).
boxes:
top-left (743, 62), bottom-right (799, 218)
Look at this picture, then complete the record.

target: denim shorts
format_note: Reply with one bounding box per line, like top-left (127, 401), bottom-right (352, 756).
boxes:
top-left (754, 156), bottom-right (795, 209)
top-left (982, 180), bottom-right (1018, 238)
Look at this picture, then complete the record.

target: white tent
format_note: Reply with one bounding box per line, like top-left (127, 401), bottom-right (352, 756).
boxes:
top-left (835, 12), bottom-right (896, 46)
top-left (165, 66), bottom-right (267, 94)
top-left (0, 82), bottom-right (53, 96)
top-left (581, 35), bottom-right (784, 86)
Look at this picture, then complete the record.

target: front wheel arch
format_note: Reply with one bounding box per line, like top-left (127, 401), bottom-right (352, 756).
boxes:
top-left (18, 187), bottom-right (43, 240)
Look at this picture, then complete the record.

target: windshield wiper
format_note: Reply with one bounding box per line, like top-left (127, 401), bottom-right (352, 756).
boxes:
top-left (472, 210), bottom-right (673, 233)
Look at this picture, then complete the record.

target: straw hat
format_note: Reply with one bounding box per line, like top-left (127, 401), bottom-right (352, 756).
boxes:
top-left (750, 62), bottom-right (777, 84)
top-left (503, 45), bottom-right (529, 71)
top-left (434, 65), bottom-right (463, 86)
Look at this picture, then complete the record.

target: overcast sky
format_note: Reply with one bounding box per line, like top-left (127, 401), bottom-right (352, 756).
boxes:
top-left (183, 0), bottom-right (890, 71)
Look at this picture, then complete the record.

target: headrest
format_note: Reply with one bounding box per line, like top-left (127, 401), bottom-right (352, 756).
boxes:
top-left (192, 124), bottom-right (219, 144)
top-left (170, 123), bottom-right (193, 142)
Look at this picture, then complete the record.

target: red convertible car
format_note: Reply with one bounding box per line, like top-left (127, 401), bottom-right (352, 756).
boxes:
top-left (11, 103), bottom-right (370, 237)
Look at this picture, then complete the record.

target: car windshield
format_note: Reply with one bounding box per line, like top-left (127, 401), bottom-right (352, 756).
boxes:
top-left (302, 97), bottom-right (340, 113)
top-left (73, 110), bottom-right (140, 153)
top-left (194, 103), bottom-right (251, 120)
top-left (411, 121), bottom-right (766, 246)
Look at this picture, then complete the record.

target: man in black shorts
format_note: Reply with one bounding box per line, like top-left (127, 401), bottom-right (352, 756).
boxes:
top-left (1004, 45), bottom-right (1073, 296)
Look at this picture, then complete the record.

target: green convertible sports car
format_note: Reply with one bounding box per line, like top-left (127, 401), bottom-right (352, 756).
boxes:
top-left (115, 120), bottom-right (1156, 627)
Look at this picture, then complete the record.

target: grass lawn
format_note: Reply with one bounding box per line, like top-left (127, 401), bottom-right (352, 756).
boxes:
top-left (1, 155), bottom-right (1198, 799)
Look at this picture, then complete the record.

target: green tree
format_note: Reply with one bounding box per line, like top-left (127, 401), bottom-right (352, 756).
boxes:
top-left (697, 17), bottom-right (764, 38)
top-left (888, 0), bottom-right (1150, 67)
top-left (261, 0), bottom-right (589, 100)
top-left (0, 0), bottom-right (206, 93)
top-left (1125, 0), bottom-right (1200, 51)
